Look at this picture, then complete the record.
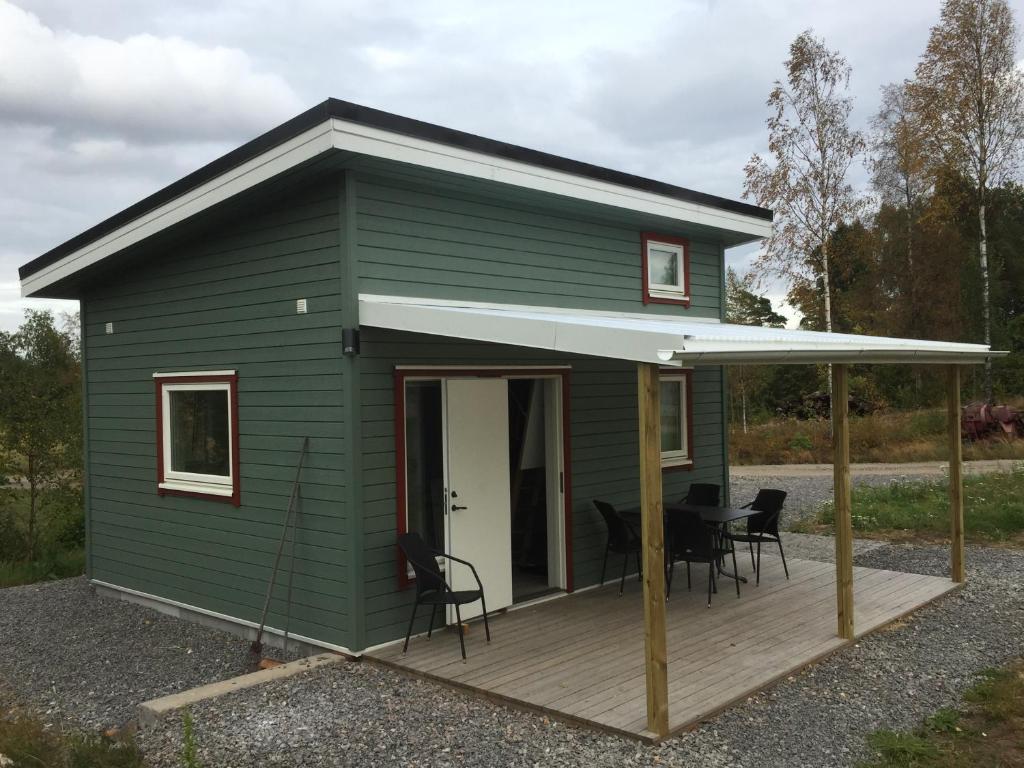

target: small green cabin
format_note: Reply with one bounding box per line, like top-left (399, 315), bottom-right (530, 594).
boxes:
top-left (19, 99), bottom-right (774, 654)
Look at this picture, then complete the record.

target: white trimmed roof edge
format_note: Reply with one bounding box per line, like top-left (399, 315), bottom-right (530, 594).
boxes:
top-left (20, 107), bottom-right (772, 298)
top-left (358, 294), bottom-right (1001, 366)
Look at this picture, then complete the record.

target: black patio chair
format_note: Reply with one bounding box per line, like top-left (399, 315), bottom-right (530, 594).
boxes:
top-left (682, 482), bottom-right (721, 507)
top-left (666, 509), bottom-right (739, 606)
top-left (722, 489), bottom-right (789, 585)
top-left (397, 532), bottom-right (490, 660)
top-left (593, 500), bottom-right (643, 596)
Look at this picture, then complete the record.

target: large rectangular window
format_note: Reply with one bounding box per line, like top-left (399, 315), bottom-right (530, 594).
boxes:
top-left (659, 370), bottom-right (693, 469)
top-left (155, 371), bottom-right (240, 505)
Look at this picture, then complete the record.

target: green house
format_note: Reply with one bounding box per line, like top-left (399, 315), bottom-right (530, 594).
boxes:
top-left (18, 99), bottom-right (992, 666)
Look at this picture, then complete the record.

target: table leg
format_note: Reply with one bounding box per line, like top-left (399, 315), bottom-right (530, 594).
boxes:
top-left (714, 522), bottom-right (748, 584)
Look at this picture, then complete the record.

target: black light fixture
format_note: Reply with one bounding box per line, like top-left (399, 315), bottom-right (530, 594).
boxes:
top-left (342, 327), bottom-right (360, 355)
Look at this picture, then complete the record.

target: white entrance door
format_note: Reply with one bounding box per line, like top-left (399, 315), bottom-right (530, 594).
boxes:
top-left (444, 378), bottom-right (512, 621)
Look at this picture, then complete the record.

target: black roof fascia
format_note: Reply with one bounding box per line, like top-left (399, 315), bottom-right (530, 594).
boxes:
top-left (20, 97), bottom-right (772, 281)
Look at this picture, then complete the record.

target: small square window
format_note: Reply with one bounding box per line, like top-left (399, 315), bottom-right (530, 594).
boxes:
top-left (659, 371), bottom-right (692, 469)
top-left (154, 371), bottom-right (240, 504)
top-left (642, 233), bottom-right (690, 306)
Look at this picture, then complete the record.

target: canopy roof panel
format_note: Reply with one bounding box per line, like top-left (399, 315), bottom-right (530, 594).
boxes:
top-left (359, 295), bottom-right (1000, 366)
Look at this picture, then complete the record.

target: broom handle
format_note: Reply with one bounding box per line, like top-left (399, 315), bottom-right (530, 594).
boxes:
top-left (254, 436), bottom-right (309, 649)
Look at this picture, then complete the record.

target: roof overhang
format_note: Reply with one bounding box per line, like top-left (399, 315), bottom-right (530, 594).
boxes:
top-left (358, 295), bottom-right (1002, 366)
top-left (19, 99), bottom-right (772, 298)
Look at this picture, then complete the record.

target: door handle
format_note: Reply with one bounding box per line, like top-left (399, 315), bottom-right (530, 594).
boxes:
top-left (451, 504), bottom-right (468, 511)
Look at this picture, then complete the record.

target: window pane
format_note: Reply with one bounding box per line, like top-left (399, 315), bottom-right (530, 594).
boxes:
top-left (405, 381), bottom-right (444, 550)
top-left (649, 247), bottom-right (679, 287)
top-left (660, 381), bottom-right (682, 452)
top-left (170, 390), bottom-right (230, 476)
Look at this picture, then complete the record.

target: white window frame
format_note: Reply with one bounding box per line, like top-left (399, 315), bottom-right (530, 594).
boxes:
top-left (660, 372), bottom-right (692, 469)
top-left (646, 239), bottom-right (688, 301)
top-left (155, 374), bottom-right (236, 498)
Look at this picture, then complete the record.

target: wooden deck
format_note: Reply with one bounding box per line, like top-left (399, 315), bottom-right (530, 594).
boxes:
top-left (366, 555), bottom-right (958, 740)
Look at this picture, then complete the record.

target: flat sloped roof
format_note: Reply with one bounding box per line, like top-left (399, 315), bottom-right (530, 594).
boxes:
top-left (19, 98), bottom-right (772, 296)
top-left (358, 294), bottom-right (999, 365)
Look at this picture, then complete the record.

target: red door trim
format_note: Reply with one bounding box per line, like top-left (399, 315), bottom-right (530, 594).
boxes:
top-left (393, 367), bottom-right (574, 592)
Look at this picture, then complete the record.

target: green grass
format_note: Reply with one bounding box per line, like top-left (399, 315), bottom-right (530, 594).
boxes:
top-left (0, 714), bottom-right (144, 768)
top-left (0, 548), bottom-right (85, 588)
top-left (731, 408), bottom-right (1024, 465)
top-left (857, 662), bottom-right (1024, 767)
top-left (793, 469), bottom-right (1024, 544)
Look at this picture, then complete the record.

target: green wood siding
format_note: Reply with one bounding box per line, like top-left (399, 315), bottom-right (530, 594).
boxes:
top-left (81, 179), bottom-right (351, 648)
top-left (354, 174), bottom-right (722, 316)
top-left (358, 328), bottom-right (726, 647)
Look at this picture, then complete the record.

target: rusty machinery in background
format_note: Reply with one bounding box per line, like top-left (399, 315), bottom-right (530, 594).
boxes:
top-left (962, 402), bottom-right (1024, 442)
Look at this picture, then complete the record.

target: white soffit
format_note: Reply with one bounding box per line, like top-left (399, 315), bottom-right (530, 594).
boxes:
top-left (21, 119), bottom-right (771, 297)
top-left (358, 295), bottom-right (1001, 366)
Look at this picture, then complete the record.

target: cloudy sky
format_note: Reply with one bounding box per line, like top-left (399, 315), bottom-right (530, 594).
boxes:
top-left (2, 0), bottom-right (1021, 332)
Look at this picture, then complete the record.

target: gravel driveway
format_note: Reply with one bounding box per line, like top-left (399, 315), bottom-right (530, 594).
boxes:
top-left (730, 471), bottom-right (927, 528)
top-left (136, 533), bottom-right (1024, 768)
top-left (0, 577), bottom-right (258, 730)
top-left (4, 470), bottom-right (1022, 767)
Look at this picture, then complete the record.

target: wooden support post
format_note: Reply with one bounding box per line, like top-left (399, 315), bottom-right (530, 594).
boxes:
top-left (637, 362), bottom-right (669, 737)
top-left (831, 364), bottom-right (854, 640)
top-left (948, 365), bottom-right (965, 583)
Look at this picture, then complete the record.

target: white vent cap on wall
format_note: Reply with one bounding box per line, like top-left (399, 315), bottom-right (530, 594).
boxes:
top-left (296, 298), bottom-right (308, 314)
top-left (104, 322), bottom-right (113, 334)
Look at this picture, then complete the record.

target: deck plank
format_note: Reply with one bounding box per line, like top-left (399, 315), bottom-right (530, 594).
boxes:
top-left (367, 556), bottom-right (959, 740)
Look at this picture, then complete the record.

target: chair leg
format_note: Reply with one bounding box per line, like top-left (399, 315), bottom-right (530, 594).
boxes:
top-left (600, 546), bottom-right (609, 587)
top-left (454, 603), bottom-right (467, 661)
top-left (749, 540), bottom-right (755, 570)
top-left (480, 594), bottom-right (491, 642)
top-left (756, 540), bottom-right (762, 586)
top-left (731, 544), bottom-right (741, 598)
top-left (427, 603), bottom-right (437, 639)
top-left (402, 599), bottom-right (419, 654)
top-left (687, 560), bottom-right (692, 591)
top-left (636, 551), bottom-right (642, 582)
top-left (619, 551), bottom-right (628, 596)
top-left (707, 563), bottom-right (714, 607)
top-left (777, 536), bottom-right (790, 580)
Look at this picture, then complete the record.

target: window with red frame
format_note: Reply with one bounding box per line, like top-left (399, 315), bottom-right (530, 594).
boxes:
top-left (154, 371), bottom-right (240, 505)
top-left (642, 232), bottom-right (690, 306)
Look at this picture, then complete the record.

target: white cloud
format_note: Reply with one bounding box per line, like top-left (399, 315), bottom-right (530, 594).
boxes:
top-left (0, 281), bottom-right (77, 333)
top-left (0, 1), bottom-right (304, 142)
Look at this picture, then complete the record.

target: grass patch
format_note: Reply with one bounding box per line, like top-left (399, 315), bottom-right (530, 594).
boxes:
top-left (731, 409), bottom-right (1024, 465)
top-left (0, 714), bottom-right (144, 768)
top-left (857, 661), bottom-right (1024, 767)
top-left (792, 469), bottom-right (1024, 544)
top-left (0, 548), bottom-right (85, 589)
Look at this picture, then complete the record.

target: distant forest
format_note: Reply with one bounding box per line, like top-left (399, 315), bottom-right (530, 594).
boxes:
top-left (732, 0), bottom-right (1024, 425)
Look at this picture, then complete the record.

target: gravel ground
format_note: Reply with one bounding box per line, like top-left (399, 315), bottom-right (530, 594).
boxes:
top-left (0, 577), bottom-right (265, 730)
top-left (729, 472), bottom-right (921, 529)
top-left (137, 536), bottom-right (1024, 768)
top-left (4, 471), bottom-right (1022, 767)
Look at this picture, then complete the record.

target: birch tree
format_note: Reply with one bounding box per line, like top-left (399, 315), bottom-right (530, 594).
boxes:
top-left (869, 83), bottom-right (931, 267)
top-left (743, 30), bottom-right (864, 409)
top-left (911, 0), bottom-right (1024, 401)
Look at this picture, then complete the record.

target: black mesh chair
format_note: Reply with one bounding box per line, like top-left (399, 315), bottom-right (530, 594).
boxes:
top-left (666, 510), bottom-right (739, 606)
top-left (682, 482), bottom-right (721, 507)
top-left (397, 532), bottom-right (490, 660)
top-left (593, 500), bottom-right (643, 596)
top-left (722, 489), bottom-right (789, 585)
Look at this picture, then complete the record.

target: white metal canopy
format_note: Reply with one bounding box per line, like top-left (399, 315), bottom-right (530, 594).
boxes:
top-left (358, 294), bottom-right (1001, 366)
